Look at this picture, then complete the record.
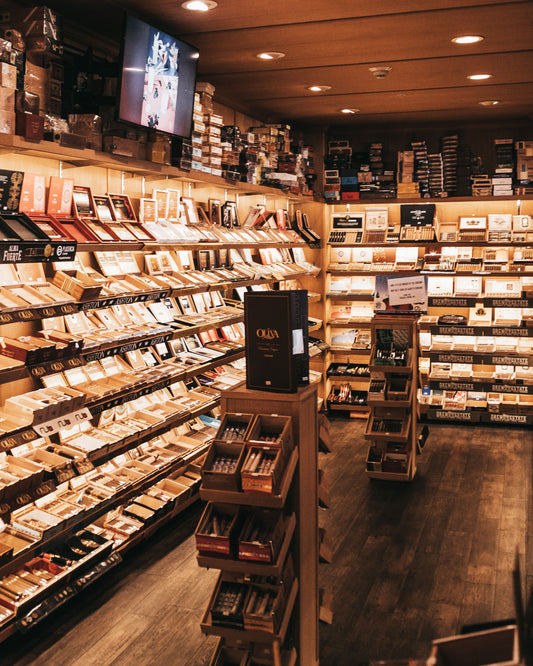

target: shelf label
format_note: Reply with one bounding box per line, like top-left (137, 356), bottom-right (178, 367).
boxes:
top-left (488, 413), bottom-right (531, 424)
top-left (33, 407), bottom-right (92, 437)
top-left (433, 410), bottom-right (475, 421)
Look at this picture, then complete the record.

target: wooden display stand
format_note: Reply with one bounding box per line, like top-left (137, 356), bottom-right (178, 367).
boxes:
top-left (199, 383), bottom-right (319, 666)
top-left (365, 315), bottom-right (418, 481)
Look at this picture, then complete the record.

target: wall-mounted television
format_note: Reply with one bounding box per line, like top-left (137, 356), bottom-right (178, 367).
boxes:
top-left (118, 13), bottom-right (199, 138)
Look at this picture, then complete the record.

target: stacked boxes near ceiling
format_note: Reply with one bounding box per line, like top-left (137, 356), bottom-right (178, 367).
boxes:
top-left (220, 124), bottom-right (243, 182)
top-left (324, 139), bottom-right (396, 202)
top-left (516, 140), bottom-right (533, 195)
top-left (492, 138), bottom-right (515, 196)
top-left (202, 112), bottom-right (223, 177)
top-left (0, 7), bottom-right (64, 141)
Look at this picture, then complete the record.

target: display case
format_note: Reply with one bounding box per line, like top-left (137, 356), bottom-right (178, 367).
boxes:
top-left (325, 197), bottom-right (533, 424)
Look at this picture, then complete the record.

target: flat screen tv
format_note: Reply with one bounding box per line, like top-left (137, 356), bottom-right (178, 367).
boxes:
top-left (118, 13), bottom-right (199, 138)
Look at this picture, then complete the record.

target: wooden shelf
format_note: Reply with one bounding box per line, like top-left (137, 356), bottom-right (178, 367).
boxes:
top-left (327, 194), bottom-right (533, 205)
top-left (200, 447), bottom-right (298, 509)
top-left (419, 323), bottom-right (533, 337)
top-left (0, 445), bottom-right (207, 581)
top-left (328, 240), bottom-right (533, 248)
top-left (421, 350), bottom-right (533, 367)
top-left (420, 406), bottom-right (533, 425)
top-left (366, 454), bottom-right (416, 482)
top-left (329, 347), bottom-right (371, 355)
top-left (369, 363), bottom-right (413, 375)
top-left (427, 377), bottom-right (533, 394)
top-left (0, 134), bottom-right (310, 202)
top-left (209, 640), bottom-right (297, 666)
top-left (197, 513), bottom-right (296, 577)
top-left (327, 291), bottom-right (373, 299)
top-left (329, 320), bottom-right (372, 328)
top-left (427, 294), bottom-right (533, 307)
top-left (327, 403), bottom-right (369, 412)
top-left (200, 576), bottom-right (299, 645)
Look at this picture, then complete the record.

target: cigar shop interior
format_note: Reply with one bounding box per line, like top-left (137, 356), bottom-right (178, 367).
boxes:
top-left (0, 1), bottom-right (532, 664)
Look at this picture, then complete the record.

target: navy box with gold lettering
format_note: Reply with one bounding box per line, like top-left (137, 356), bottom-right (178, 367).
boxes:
top-left (244, 290), bottom-right (309, 393)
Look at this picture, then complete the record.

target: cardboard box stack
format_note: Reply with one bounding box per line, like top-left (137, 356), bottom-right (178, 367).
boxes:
top-left (492, 138), bottom-right (515, 196)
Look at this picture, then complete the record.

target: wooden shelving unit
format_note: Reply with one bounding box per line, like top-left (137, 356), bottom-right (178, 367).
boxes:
top-left (365, 315), bottom-right (418, 482)
top-left (198, 384), bottom-right (319, 666)
top-left (0, 131), bottom-right (323, 645)
top-left (324, 196), bottom-right (533, 423)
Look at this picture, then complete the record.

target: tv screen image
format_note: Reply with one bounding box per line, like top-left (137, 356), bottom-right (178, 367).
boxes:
top-left (119, 14), bottom-right (199, 138)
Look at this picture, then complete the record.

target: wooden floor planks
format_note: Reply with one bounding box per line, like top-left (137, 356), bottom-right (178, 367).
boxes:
top-left (319, 419), bottom-right (533, 663)
top-left (0, 419), bottom-right (531, 665)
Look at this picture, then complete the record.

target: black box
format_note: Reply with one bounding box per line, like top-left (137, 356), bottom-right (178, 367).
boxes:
top-left (244, 290), bottom-right (309, 393)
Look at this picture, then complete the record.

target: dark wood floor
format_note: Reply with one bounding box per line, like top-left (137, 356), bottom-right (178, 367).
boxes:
top-left (2, 419), bottom-right (532, 665)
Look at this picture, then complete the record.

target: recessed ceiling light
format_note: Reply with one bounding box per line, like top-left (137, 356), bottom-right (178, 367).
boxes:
top-left (452, 35), bottom-right (484, 44)
top-left (256, 52), bottom-right (285, 60)
top-left (468, 73), bottom-right (492, 80)
top-left (307, 85), bottom-right (331, 92)
top-left (181, 0), bottom-right (217, 11)
top-left (479, 100), bottom-right (500, 106)
top-left (340, 108), bottom-right (359, 114)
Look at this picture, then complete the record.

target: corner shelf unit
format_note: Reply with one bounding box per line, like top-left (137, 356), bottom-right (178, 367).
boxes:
top-left (197, 384), bottom-right (319, 666)
top-left (324, 196), bottom-right (533, 422)
top-left (364, 315), bottom-right (418, 482)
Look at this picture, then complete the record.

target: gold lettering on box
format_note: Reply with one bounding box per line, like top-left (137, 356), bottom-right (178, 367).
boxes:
top-left (16, 493), bottom-right (32, 505)
top-left (257, 328), bottom-right (280, 339)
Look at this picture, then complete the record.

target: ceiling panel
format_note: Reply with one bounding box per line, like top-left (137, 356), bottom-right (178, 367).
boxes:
top-left (191, 4), bottom-right (533, 75)
top-left (35, 0), bottom-right (533, 127)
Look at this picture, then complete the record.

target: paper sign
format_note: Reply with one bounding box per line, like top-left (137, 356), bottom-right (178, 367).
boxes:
top-left (388, 275), bottom-right (427, 306)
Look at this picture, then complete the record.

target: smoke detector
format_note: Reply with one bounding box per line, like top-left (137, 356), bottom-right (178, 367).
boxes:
top-left (369, 66), bottom-right (392, 79)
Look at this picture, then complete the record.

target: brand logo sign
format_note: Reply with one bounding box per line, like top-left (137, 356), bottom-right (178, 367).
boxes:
top-left (256, 328), bottom-right (279, 340)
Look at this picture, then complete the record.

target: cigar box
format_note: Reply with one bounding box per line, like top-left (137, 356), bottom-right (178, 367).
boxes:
top-left (0, 468), bottom-right (21, 501)
top-left (243, 581), bottom-right (284, 633)
top-left (244, 290), bottom-right (309, 393)
top-left (107, 193), bottom-right (154, 242)
top-left (93, 194), bottom-right (137, 242)
top-left (386, 376), bottom-right (411, 401)
top-left (36, 329), bottom-right (83, 355)
top-left (210, 645), bottom-right (249, 666)
top-left (11, 505), bottom-right (63, 540)
top-left (5, 390), bottom-right (59, 423)
top-left (195, 502), bottom-right (241, 557)
top-left (95, 509), bottom-right (143, 538)
top-left (241, 446), bottom-right (284, 495)
top-left (67, 475), bottom-right (113, 507)
top-left (245, 414), bottom-right (292, 455)
top-left (34, 494), bottom-right (84, 527)
top-left (131, 493), bottom-right (169, 517)
top-left (152, 478), bottom-right (190, 508)
top-left (4, 283), bottom-right (53, 309)
top-left (52, 270), bottom-right (103, 301)
top-left (122, 501), bottom-right (156, 525)
top-left (382, 442), bottom-right (411, 473)
top-left (237, 509), bottom-right (285, 564)
top-left (366, 407), bottom-right (411, 440)
top-left (209, 577), bottom-right (248, 629)
top-left (22, 445), bottom-right (73, 476)
top-left (0, 456), bottom-right (43, 496)
top-left (0, 522), bottom-right (37, 559)
top-left (0, 336), bottom-right (46, 364)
